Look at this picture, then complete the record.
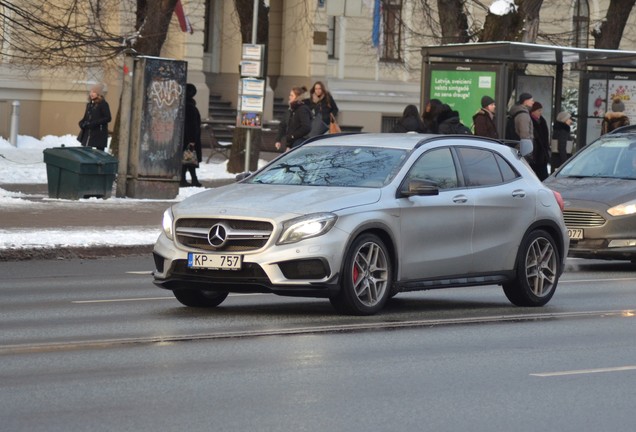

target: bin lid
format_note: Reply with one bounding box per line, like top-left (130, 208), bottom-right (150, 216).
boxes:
top-left (43, 146), bottom-right (118, 174)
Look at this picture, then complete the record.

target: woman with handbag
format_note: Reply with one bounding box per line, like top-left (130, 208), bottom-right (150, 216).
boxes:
top-left (181, 83), bottom-right (203, 187)
top-left (77, 83), bottom-right (111, 151)
top-left (275, 86), bottom-right (312, 151)
top-left (308, 81), bottom-right (339, 135)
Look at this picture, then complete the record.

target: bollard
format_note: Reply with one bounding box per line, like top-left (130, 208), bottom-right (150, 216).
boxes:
top-left (10, 100), bottom-right (20, 146)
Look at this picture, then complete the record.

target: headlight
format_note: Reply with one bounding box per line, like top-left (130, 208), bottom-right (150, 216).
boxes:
top-left (162, 208), bottom-right (174, 240)
top-left (607, 199), bottom-right (636, 216)
top-left (277, 213), bottom-right (338, 245)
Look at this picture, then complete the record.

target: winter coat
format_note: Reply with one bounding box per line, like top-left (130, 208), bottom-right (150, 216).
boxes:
top-left (277, 100), bottom-right (312, 149)
top-left (391, 115), bottom-right (426, 133)
top-left (182, 96), bottom-right (202, 163)
top-left (529, 114), bottom-right (550, 180)
top-left (601, 111), bottom-right (630, 134)
top-left (552, 120), bottom-right (571, 168)
top-left (309, 93), bottom-right (338, 126)
top-left (78, 98), bottom-right (111, 150)
top-left (472, 109), bottom-right (498, 139)
top-left (437, 110), bottom-right (471, 135)
top-left (508, 104), bottom-right (533, 140)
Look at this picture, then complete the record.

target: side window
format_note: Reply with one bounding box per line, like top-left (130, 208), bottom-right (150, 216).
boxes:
top-left (457, 147), bottom-right (504, 186)
top-left (495, 153), bottom-right (520, 182)
top-left (405, 147), bottom-right (458, 189)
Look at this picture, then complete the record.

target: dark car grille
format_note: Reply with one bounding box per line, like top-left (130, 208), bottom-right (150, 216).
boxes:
top-left (175, 218), bottom-right (273, 252)
top-left (563, 210), bottom-right (606, 228)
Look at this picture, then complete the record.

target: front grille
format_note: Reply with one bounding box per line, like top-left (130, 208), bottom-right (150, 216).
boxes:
top-left (563, 210), bottom-right (606, 228)
top-left (175, 218), bottom-right (273, 252)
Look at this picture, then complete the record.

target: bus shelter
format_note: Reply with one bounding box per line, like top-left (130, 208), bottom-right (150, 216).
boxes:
top-left (420, 42), bottom-right (636, 145)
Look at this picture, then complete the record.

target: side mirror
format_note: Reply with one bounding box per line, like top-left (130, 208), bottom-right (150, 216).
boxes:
top-left (235, 171), bottom-right (252, 181)
top-left (519, 139), bottom-right (534, 157)
top-left (398, 179), bottom-right (440, 197)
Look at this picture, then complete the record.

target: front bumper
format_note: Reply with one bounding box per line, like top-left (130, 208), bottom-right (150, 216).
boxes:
top-left (152, 230), bottom-right (344, 297)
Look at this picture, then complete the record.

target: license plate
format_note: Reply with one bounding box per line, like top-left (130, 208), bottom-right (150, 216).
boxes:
top-left (188, 253), bottom-right (242, 270)
top-left (568, 229), bottom-right (583, 240)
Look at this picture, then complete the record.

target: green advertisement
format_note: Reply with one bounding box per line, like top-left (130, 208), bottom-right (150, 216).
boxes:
top-left (430, 69), bottom-right (497, 130)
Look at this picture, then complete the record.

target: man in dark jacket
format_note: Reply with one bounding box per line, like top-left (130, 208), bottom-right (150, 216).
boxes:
top-left (437, 104), bottom-right (471, 135)
top-left (181, 83), bottom-right (202, 187)
top-left (473, 95), bottom-right (498, 139)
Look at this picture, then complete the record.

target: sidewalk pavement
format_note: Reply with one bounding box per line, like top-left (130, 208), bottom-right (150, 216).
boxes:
top-left (0, 178), bottom-right (234, 261)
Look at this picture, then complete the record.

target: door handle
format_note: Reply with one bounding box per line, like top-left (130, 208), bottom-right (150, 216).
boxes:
top-left (452, 195), bottom-right (468, 203)
top-left (512, 190), bottom-right (526, 198)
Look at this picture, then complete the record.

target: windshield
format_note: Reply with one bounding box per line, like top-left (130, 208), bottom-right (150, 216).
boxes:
top-left (557, 137), bottom-right (636, 179)
top-left (248, 145), bottom-right (409, 187)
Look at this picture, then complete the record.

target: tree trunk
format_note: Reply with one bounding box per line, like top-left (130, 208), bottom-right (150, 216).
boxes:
top-left (110, 0), bottom-right (179, 157)
top-left (592, 0), bottom-right (636, 49)
top-left (479, 0), bottom-right (543, 42)
top-left (436, 0), bottom-right (469, 44)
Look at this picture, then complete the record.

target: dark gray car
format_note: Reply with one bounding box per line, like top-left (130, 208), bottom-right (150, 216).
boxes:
top-left (544, 131), bottom-right (636, 262)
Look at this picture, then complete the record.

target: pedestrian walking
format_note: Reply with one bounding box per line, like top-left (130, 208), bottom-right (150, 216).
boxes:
top-left (275, 86), bottom-right (312, 151)
top-left (308, 81), bottom-right (338, 134)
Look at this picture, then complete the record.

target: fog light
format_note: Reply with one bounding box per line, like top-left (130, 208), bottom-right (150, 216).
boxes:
top-left (279, 259), bottom-right (329, 280)
top-left (608, 239), bottom-right (636, 248)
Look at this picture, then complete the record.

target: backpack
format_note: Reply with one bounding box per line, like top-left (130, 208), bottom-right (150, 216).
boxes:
top-left (505, 111), bottom-right (523, 141)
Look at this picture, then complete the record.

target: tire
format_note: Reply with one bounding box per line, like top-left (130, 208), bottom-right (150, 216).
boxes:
top-left (173, 289), bottom-right (228, 308)
top-left (502, 229), bottom-right (560, 307)
top-left (330, 234), bottom-right (392, 315)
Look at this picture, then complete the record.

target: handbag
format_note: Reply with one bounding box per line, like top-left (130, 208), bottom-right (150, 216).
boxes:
top-left (308, 110), bottom-right (329, 137)
top-left (329, 113), bottom-right (341, 134)
top-left (182, 143), bottom-right (199, 166)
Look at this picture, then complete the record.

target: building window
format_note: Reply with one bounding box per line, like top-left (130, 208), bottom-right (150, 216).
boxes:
top-left (573, 0), bottom-right (589, 48)
top-left (327, 16), bottom-right (338, 59)
top-left (382, 0), bottom-right (403, 62)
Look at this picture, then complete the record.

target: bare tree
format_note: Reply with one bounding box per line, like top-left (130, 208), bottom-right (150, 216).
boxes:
top-left (592, 0), bottom-right (636, 49)
top-left (436, 0), bottom-right (469, 43)
top-left (479, 0), bottom-right (543, 42)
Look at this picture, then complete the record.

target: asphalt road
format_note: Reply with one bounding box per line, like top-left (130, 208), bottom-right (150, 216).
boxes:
top-left (1, 256), bottom-right (636, 431)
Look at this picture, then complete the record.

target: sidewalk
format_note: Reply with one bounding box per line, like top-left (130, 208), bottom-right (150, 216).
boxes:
top-left (0, 178), bottom-right (234, 261)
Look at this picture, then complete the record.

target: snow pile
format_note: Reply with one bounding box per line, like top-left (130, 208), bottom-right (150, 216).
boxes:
top-left (489, 0), bottom-right (516, 15)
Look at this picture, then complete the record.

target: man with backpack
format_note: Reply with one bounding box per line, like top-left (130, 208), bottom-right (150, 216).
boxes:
top-left (506, 93), bottom-right (534, 146)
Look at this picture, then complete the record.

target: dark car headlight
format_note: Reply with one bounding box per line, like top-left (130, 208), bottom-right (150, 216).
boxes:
top-left (277, 213), bottom-right (338, 245)
top-left (608, 199), bottom-right (636, 216)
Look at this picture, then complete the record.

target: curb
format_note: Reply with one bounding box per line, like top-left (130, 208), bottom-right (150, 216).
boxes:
top-left (0, 245), bottom-right (153, 262)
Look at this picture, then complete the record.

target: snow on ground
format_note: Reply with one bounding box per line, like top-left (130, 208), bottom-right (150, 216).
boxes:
top-left (0, 135), bottom-right (263, 251)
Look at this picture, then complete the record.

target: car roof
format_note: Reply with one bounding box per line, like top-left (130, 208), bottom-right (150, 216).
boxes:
top-left (304, 132), bottom-right (500, 151)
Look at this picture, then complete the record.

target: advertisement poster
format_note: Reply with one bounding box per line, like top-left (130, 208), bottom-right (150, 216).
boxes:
top-left (607, 79), bottom-right (636, 119)
top-left (587, 79), bottom-right (607, 117)
top-left (430, 69), bottom-right (497, 129)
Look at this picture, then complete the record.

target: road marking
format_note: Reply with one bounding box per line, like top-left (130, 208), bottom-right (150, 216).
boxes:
top-left (72, 297), bottom-right (173, 303)
top-left (531, 365), bottom-right (636, 377)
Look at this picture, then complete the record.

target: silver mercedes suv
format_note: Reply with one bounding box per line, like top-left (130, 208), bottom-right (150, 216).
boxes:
top-left (153, 133), bottom-right (568, 315)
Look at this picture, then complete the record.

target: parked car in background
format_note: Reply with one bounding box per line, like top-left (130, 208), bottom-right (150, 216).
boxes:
top-left (153, 133), bottom-right (568, 315)
top-left (544, 130), bottom-right (636, 263)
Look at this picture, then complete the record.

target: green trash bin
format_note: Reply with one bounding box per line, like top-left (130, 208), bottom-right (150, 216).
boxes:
top-left (43, 146), bottom-right (118, 199)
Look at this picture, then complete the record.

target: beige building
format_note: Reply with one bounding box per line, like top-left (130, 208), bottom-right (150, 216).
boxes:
top-left (1, 0), bottom-right (634, 140)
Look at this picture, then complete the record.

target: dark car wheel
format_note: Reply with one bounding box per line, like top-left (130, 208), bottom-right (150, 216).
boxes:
top-left (503, 229), bottom-right (559, 307)
top-left (330, 234), bottom-right (392, 315)
top-left (173, 289), bottom-right (229, 308)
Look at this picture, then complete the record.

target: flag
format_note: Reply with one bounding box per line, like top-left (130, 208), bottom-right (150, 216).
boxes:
top-left (174, 0), bottom-right (193, 34)
top-left (372, 0), bottom-right (382, 48)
